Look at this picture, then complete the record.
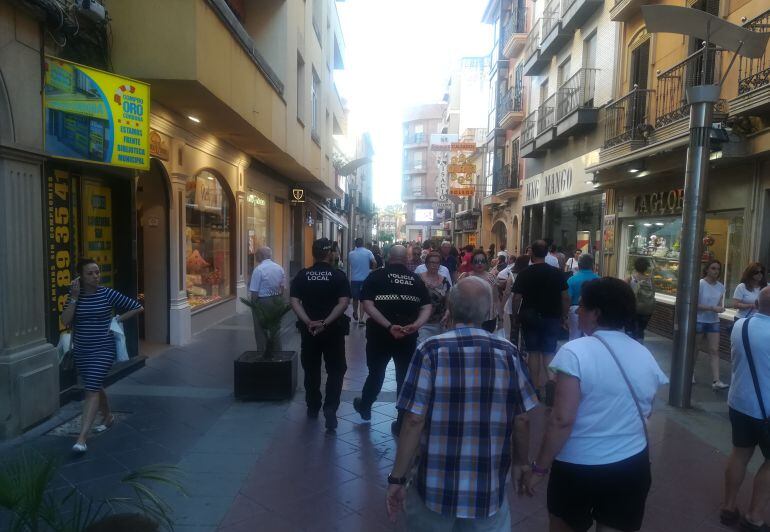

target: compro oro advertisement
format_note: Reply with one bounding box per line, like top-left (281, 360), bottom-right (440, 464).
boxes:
top-left (43, 56), bottom-right (150, 170)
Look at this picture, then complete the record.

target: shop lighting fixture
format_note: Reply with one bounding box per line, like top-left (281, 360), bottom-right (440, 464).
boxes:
top-left (655, 222), bottom-right (665, 226)
top-left (629, 168), bottom-right (640, 173)
top-left (643, 223), bottom-right (653, 227)
top-left (188, 115), bottom-right (201, 123)
top-left (584, 180), bottom-right (593, 185)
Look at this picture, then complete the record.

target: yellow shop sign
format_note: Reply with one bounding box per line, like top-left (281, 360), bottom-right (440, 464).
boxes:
top-left (43, 56), bottom-right (150, 170)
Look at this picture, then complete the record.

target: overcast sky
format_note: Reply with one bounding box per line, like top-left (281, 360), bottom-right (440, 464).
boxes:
top-left (334, 0), bottom-right (493, 207)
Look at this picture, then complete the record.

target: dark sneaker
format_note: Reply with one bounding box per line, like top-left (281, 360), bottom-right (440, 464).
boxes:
top-left (307, 407), bottom-right (320, 419)
top-left (352, 397), bottom-right (371, 421)
top-left (324, 409), bottom-right (338, 431)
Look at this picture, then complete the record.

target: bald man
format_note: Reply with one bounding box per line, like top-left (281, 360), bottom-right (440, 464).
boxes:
top-left (722, 286), bottom-right (770, 529)
top-left (353, 245), bottom-right (432, 436)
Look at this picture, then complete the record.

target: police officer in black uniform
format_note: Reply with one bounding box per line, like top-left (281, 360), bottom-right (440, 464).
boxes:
top-left (290, 238), bottom-right (351, 431)
top-left (352, 244), bottom-right (432, 436)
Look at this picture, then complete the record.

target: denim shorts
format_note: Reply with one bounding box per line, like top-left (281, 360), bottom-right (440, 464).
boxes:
top-left (521, 317), bottom-right (562, 354)
top-left (696, 322), bottom-right (720, 334)
top-left (350, 281), bottom-right (363, 300)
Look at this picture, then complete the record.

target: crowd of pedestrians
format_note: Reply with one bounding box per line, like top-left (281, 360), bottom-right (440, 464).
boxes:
top-left (62, 232), bottom-right (770, 531)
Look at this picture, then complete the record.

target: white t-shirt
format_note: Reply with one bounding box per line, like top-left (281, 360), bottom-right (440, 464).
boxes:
top-left (565, 257), bottom-right (580, 274)
top-left (729, 314), bottom-right (770, 419)
top-left (549, 330), bottom-right (669, 465)
top-left (414, 264), bottom-right (452, 286)
top-left (697, 279), bottom-right (725, 323)
top-left (733, 283), bottom-right (761, 319)
top-left (545, 254), bottom-right (560, 268)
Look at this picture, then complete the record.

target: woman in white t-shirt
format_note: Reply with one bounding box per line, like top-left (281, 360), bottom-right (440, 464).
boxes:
top-left (564, 249), bottom-right (582, 276)
top-left (732, 262), bottom-right (766, 319)
top-left (524, 277), bottom-right (668, 532)
top-left (697, 260), bottom-right (728, 390)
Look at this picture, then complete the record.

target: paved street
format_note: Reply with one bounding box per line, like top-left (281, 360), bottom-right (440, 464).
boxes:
top-left (1, 310), bottom-right (768, 531)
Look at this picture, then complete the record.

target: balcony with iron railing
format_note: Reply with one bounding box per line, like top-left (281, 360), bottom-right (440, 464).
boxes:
top-left (730, 8), bottom-right (770, 116)
top-left (560, 0), bottom-right (603, 32)
top-left (502, 5), bottom-right (528, 58)
top-left (540, 0), bottom-right (571, 58)
top-left (654, 47), bottom-right (725, 142)
top-left (602, 85), bottom-right (655, 152)
top-left (555, 67), bottom-right (599, 136)
top-left (536, 94), bottom-right (557, 136)
top-left (610, 0), bottom-right (649, 22)
top-left (492, 162), bottom-right (521, 196)
top-left (403, 133), bottom-right (427, 145)
top-left (520, 112), bottom-right (539, 157)
top-left (497, 88), bottom-right (525, 129)
top-left (523, 19), bottom-right (549, 76)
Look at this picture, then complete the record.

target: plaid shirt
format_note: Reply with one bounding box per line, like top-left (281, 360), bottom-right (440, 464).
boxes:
top-left (397, 326), bottom-right (538, 519)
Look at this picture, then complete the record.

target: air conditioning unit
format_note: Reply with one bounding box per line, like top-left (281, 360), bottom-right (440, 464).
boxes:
top-left (78, 0), bottom-right (106, 22)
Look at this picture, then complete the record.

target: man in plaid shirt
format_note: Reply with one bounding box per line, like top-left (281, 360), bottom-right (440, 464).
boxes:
top-left (386, 277), bottom-right (539, 530)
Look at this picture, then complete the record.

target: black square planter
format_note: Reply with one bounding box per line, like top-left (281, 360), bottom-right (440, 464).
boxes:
top-left (234, 351), bottom-right (297, 401)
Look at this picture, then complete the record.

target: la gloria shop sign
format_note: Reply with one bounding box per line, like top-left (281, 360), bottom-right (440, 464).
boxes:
top-left (522, 150), bottom-right (599, 206)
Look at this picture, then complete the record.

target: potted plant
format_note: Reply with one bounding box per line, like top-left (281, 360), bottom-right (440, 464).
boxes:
top-left (235, 297), bottom-right (297, 401)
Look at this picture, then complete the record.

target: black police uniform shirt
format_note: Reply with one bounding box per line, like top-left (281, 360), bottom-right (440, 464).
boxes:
top-left (290, 262), bottom-right (351, 331)
top-left (360, 263), bottom-right (430, 342)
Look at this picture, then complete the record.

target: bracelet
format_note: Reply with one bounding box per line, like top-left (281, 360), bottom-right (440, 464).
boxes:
top-left (387, 474), bottom-right (407, 485)
top-left (530, 461), bottom-right (549, 477)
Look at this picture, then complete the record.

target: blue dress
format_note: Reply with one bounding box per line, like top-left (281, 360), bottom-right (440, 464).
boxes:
top-left (70, 287), bottom-right (141, 391)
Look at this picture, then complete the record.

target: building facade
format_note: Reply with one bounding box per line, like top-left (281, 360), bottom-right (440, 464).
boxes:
top-left (0, 0), bottom-right (348, 438)
top-left (401, 104), bottom-right (446, 242)
top-left (590, 0), bottom-right (770, 341)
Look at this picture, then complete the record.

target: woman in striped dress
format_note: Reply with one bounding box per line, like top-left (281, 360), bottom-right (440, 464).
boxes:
top-left (62, 258), bottom-right (143, 453)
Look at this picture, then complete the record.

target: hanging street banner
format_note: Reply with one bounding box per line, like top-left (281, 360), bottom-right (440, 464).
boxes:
top-left (430, 134), bottom-right (458, 203)
top-left (448, 145), bottom-right (477, 198)
top-left (43, 56), bottom-right (150, 170)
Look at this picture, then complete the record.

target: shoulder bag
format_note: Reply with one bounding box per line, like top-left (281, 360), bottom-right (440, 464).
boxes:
top-left (740, 317), bottom-right (770, 447)
top-left (593, 334), bottom-right (649, 445)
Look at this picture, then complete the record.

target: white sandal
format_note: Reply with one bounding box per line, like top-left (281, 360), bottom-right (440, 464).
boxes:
top-left (93, 415), bottom-right (115, 433)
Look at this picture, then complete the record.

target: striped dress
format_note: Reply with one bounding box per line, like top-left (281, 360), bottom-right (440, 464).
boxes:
top-left (70, 287), bottom-right (141, 391)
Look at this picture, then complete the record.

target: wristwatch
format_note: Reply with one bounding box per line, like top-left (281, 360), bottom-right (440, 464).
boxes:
top-left (530, 462), bottom-right (549, 477)
top-left (387, 474), bottom-right (407, 485)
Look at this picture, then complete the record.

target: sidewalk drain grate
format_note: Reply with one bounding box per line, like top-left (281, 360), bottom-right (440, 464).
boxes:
top-left (46, 411), bottom-right (132, 437)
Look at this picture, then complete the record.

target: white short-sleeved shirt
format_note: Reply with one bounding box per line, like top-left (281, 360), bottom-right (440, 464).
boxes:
top-left (414, 264), bottom-right (452, 286)
top-left (733, 283), bottom-right (761, 319)
top-left (545, 254), bottom-right (560, 269)
top-left (697, 279), bottom-right (725, 323)
top-left (249, 259), bottom-right (285, 297)
top-left (729, 314), bottom-right (770, 420)
top-left (566, 257), bottom-right (580, 274)
top-left (549, 330), bottom-right (669, 465)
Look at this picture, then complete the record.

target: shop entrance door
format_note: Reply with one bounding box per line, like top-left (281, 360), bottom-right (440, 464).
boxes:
top-left (136, 160), bottom-right (170, 346)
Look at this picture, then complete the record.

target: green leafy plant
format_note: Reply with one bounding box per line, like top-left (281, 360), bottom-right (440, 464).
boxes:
top-left (240, 297), bottom-right (292, 358)
top-left (0, 453), bottom-right (185, 532)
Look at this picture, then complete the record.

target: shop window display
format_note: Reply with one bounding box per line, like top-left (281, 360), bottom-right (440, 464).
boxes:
top-left (621, 211), bottom-right (744, 299)
top-left (185, 171), bottom-right (232, 309)
top-left (246, 190), bottom-right (268, 282)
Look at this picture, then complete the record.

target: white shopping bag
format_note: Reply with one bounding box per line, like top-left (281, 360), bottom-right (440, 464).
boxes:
top-left (56, 332), bottom-right (72, 363)
top-left (110, 317), bottom-right (129, 362)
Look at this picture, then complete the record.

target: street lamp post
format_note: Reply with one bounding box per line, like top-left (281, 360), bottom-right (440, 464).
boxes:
top-left (640, 5), bottom-right (767, 407)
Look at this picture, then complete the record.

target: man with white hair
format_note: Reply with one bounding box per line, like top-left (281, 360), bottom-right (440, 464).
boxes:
top-left (721, 286), bottom-right (770, 530)
top-left (386, 277), bottom-right (538, 529)
top-left (249, 246), bottom-right (286, 351)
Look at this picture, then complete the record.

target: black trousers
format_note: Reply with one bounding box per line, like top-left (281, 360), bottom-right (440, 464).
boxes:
top-left (300, 329), bottom-right (347, 412)
top-left (360, 336), bottom-right (418, 411)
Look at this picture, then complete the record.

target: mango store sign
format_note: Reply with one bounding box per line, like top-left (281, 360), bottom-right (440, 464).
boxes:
top-left (522, 150), bottom-right (600, 206)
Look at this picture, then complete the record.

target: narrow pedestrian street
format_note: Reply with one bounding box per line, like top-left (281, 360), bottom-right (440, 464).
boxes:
top-left (1, 311), bottom-right (767, 531)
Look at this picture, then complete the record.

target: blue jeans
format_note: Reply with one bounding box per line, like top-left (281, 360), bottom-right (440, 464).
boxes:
top-left (696, 321), bottom-right (720, 334)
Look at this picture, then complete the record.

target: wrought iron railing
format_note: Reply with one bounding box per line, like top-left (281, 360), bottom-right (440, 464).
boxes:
top-left (502, 5), bottom-right (527, 46)
top-left (403, 133), bottom-right (426, 144)
top-left (737, 9), bottom-right (770, 95)
top-left (537, 94), bottom-right (556, 132)
top-left (603, 86), bottom-right (655, 148)
top-left (497, 88), bottom-right (525, 124)
top-left (542, 0), bottom-right (561, 37)
top-left (655, 47), bottom-right (722, 128)
top-left (522, 112), bottom-right (537, 144)
top-left (562, 0), bottom-right (577, 15)
top-left (556, 68), bottom-right (599, 120)
top-left (523, 19), bottom-right (542, 61)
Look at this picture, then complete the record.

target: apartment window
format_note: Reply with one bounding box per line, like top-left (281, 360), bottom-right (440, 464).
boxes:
top-left (411, 175), bottom-right (423, 194)
top-left (414, 123), bottom-right (424, 143)
top-left (312, 0), bottom-right (323, 42)
top-left (311, 68), bottom-right (320, 140)
top-left (413, 151), bottom-right (424, 170)
top-left (539, 78), bottom-right (549, 103)
top-left (583, 32), bottom-right (597, 69)
top-left (297, 53), bottom-right (305, 124)
top-left (557, 57), bottom-right (571, 88)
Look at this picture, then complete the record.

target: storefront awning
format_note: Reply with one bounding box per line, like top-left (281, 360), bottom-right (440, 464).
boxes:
top-left (309, 199), bottom-right (349, 229)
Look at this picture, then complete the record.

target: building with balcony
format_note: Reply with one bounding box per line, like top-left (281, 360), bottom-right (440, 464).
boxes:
top-left (402, 104), bottom-right (446, 242)
top-left (518, 0), bottom-right (614, 258)
top-left (587, 0), bottom-right (770, 341)
top-left (0, 0), bottom-right (350, 438)
top-left (480, 0), bottom-right (536, 254)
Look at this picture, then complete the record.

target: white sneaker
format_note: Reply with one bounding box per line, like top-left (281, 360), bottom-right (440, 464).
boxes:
top-left (72, 442), bottom-right (87, 453)
top-left (712, 380), bottom-right (729, 390)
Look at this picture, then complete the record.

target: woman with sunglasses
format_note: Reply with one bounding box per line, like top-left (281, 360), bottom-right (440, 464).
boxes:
top-left (458, 249), bottom-right (498, 332)
top-left (733, 262), bottom-right (767, 319)
top-left (417, 251), bottom-right (451, 343)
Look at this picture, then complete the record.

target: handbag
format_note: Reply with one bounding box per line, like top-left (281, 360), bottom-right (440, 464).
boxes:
top-left (740, 317), bottom-right (770, 447)
top-left (594, 334), bottom-right (649, 445)
top-left (110, 317), bottom-right (129, 362)
top-left (58, 330), bottom-right (76, 372)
